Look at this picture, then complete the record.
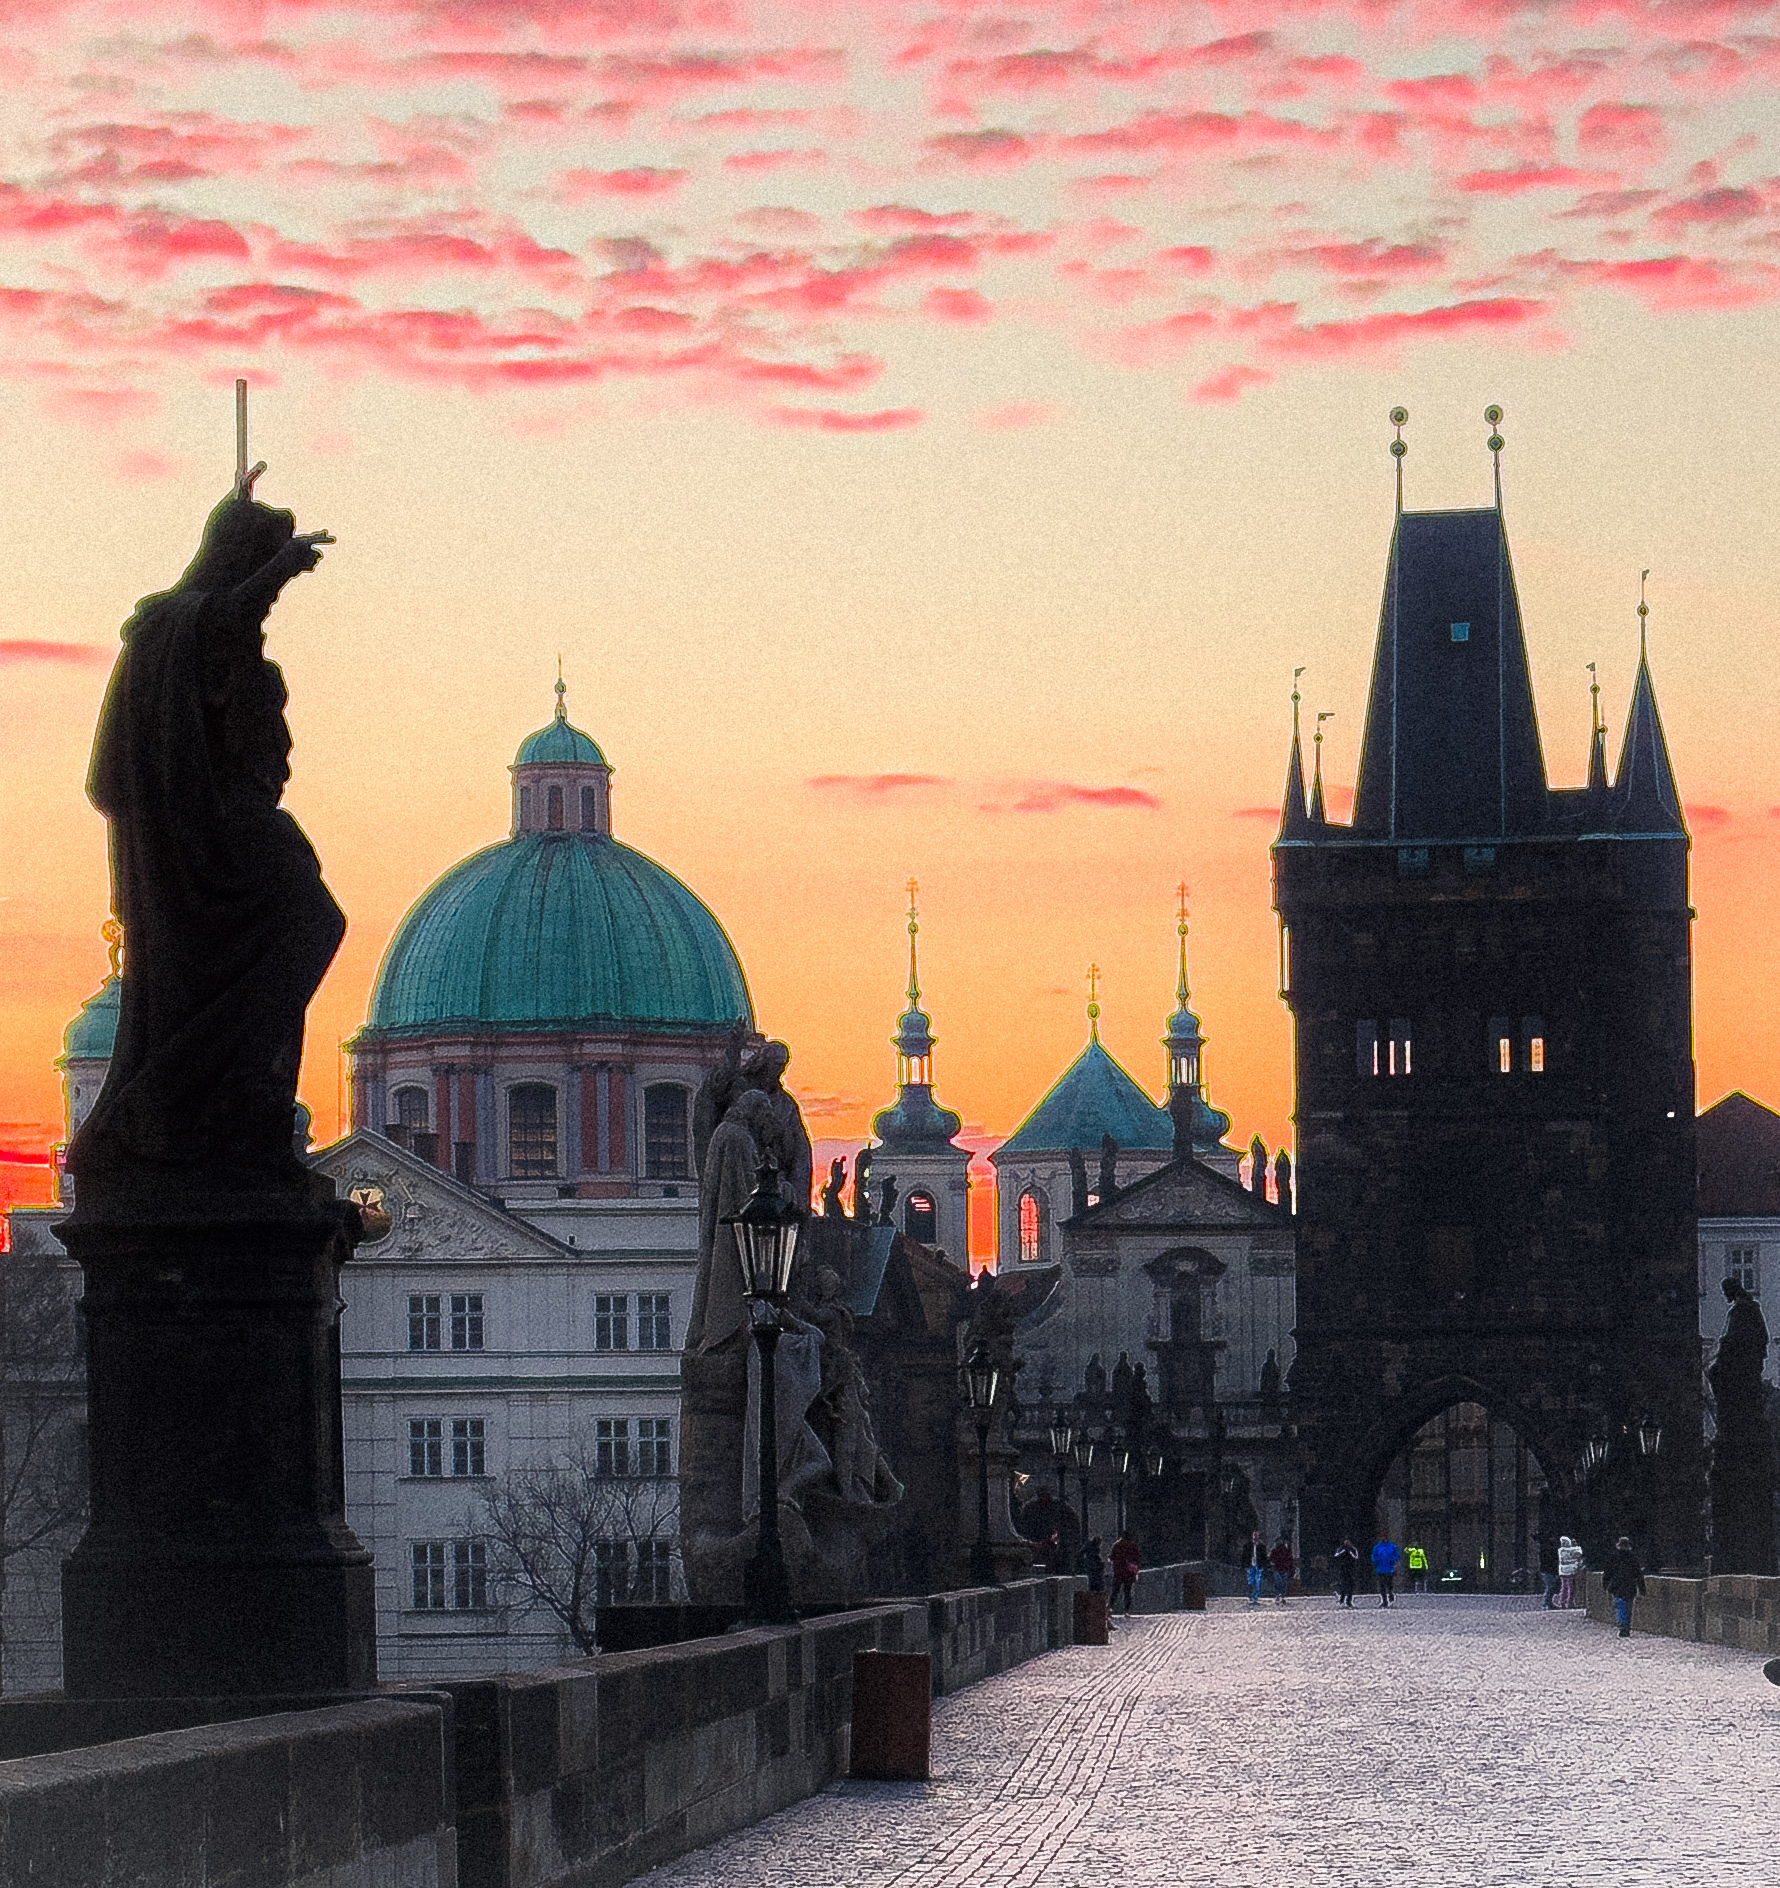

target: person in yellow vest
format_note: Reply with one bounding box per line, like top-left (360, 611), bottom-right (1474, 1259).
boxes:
top-left (1406, 1542), bottom-right (1430, 1593)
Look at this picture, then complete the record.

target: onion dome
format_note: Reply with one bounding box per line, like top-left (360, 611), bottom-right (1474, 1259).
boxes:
top-left (59, 974), bottom-right (120, 1064)
top-left (871, 882), bottom-right (962, 1151)
top-left (364, 683), bottom-right (752, 1038)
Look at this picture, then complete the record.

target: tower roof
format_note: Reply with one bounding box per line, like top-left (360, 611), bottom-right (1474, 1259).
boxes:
top-left (1351, 507), bottom-right (1548, 841)
top-left (1277, 685), bottom-right (1311, 841)
top-left (994, 1037), bottom-right (1174, 1159)
top-left (872, 880), bottom-right (962, 1151)
top-left (515, 677), bottom-right (609, 768)
top-left (1612, 653), bottom-right (1686, 836)
top-left (59, 974), bottom-right (120, 1064)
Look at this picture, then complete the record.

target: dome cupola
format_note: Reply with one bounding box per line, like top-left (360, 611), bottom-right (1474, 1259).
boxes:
top-left (511, 675), bottom-right (612, 838)
top-left (872, 881), bottom-right (962, 1150)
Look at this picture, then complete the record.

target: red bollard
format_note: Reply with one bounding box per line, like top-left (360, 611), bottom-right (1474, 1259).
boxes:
top-left (849, 1651), bottom-right (932, 1780)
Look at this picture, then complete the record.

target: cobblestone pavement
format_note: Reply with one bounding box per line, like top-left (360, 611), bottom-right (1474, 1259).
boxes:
top-left (637, 1598), bottom-right (1780, 1888)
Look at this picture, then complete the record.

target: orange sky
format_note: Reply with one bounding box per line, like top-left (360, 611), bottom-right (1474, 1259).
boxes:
top-left (6, 0), bottom-right (1780, 1248)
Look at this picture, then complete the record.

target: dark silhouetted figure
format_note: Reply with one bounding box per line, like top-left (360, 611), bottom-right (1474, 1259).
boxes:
top-left (1068, 1149), bottom-right (1089, 1218)
top-left (1098, 1134), bottom-right (1119, 1202)
top-left (821, 1157), bottom-right (846, 1218)
top-left (1709, 1278), bottom-right (1777, 1573)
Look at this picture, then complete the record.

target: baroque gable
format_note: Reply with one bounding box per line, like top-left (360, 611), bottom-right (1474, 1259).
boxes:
top-left (314, 1130), bottom-right (568, 1263)
top-left (1081, 1155), bottom-right (1286, 1232)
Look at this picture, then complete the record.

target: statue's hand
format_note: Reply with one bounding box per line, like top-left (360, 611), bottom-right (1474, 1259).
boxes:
top-left (287, 530), bottom-right (335, 574)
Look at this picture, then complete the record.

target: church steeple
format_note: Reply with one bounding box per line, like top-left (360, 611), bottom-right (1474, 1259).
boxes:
top-left (1163, 887), bottom-right (1233, 1161)
top-left (511, 674), bottom-right (613, 837)
top-left (1587, 662), bottom-right (1608, 795)
top-left (1310, 711), bottom-right (1332, 825)
top-left (1612, 579), bottom-right (1685, 837)
top-left (871, 881), bottom-right (962, 1151)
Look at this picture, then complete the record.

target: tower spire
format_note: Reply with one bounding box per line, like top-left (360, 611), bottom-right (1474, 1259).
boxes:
top-left (905, 877), bottom-right (921, 1006)
top-left (1486, 403), bottom-right (1505, 510)
top-left (1638, 568), bottom-right (1650, 663)
top-left (1586, 662), bottom-right (1607, 794)
top-left (554, 657), bottom-right (567, 722)
top-left (1612, 573), bottom-right (1685, 836)
top-left (1311, 711), bottom-right (1333, 824)
top-left (1390, 406), bottom-right (1408, 514)
top-left (1174, 881), bottom-right (1190, 1010)
top-left (1278, 668), bottom-right (1311, 839)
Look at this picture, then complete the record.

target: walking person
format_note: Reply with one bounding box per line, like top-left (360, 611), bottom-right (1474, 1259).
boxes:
top-left (1604, 1536), bottom-right (1646, 1638)
top-left (1269, 1535), bottom-right (1295, 1605)
top-left (1371, 1534), bottom-right (1401, 1607)
top-left (1557, 1534), bottom-right (1584, 1609)
top-left (1538, 1533), bottom-right (1560, 1608)
top-left (1406, 1541), bottom-right (1430, 1593)
top-left (1242, 1530), bottom-right (1267, 1608)
top-left (1110, 1530), bottom-right (1140, 1615)
top-left (1333, 1536), bottom-right (1360, 1607)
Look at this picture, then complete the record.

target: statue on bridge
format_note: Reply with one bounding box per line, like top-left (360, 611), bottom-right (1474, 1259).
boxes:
top-left (1709, 1277), bottom-right (1777, 1574)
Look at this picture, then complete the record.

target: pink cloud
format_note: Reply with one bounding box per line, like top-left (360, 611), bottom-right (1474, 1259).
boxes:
top-left (0, 639), bottom-right (110, 665)
top-left (991, 782), bottom-right (1162, 813)
top-left (854, 204), bottom-right (977, 232)
top-left (1577, 101), bottom-right (1666, 157)
top-left (116, 448), bottom-right (182, 480)
top-left (1232, 804), bottom-right (1282, 820)
top-left (42, 386), bottom-right (158, 427)
top-left (1193, 363), bottom-right (1273, 402)
top-left (925, 130), bottom-right (1035, 169)
top-left (807, 772), bottom-right (950, 796)
top-left (976, 401), bottom-right (1053, 428)
top-left (1652, 185), bottom-right (1766, 229)
top-left (560, 166), bottom-right (688, 199)
top-left (924, 286), bottom-right (992, 322)
top-left (1262, 296), bottom-right (1550, 361)
top-left (1687, 802), bottom-right (1732, 826)
top-left (723, 148), bottom-right (826, 172)
top-left (766, 405), bottom-right (923, 431)
top-left (1457, 164), bottom-right (1599, 194)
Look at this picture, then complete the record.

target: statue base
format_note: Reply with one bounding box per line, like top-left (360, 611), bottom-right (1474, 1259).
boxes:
top-left (57, 1174), bottom-right (376, 1698)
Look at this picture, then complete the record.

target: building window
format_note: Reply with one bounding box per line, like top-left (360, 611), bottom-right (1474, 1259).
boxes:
top-left (393, 1084), bottom-right (429, 1128)
top-left (1388, 1019), bottom-right (1412, 1077)
top-left (596, 1294), bottom-right (629, 1351)
top-left (509, 1085), bottom-right (558, 1178)
top-left (1357, 1021), bottom-right (1381, 1078)
top-left (596, 1418), bottom-right (631, 1478)
top-left (1523, 1016), bottom-right (1545, 1073)
top-left (450, 1293), bottom-right (484, 1352)
top-left (547, 784), bottom-right (564, 830)
top-left (1450, 620), bottom-right (1470, 643)
top-left (519, 786), bottom-right (532, 828)
top-left (637, 1293), bottom-right (671, 1351)
top-left (1489, 1016), bottom-right (1511, 1073)
top-left (593, 1539), bottom-right (626, 1606)
top-left (1396, 847), bottom-right (1429, 876)
top-left (581, 785), bottom-right (597, 830)
top-left (409, 1418), bottom-right (443, 1477)
top-left (408, 1294), bottom-right (441, 1352)
top-left (1018, 1190), bottom-right (1044, 1264)
top-left (633, 1539), bottom-right (673, 1604)
top-left (452, 1418), bottom-right (486, 1477)
top-left (637, 1417), bottom-right (672, 1477)
top-left (644, 1085), bottom-right (691, 1180)
top-left (411, 1540), bottom-right (486, 1611)
top-left (1729, 1246), bottom-right (1760, 1298)
top-left (904, 1190), bottom-right (937, 1243)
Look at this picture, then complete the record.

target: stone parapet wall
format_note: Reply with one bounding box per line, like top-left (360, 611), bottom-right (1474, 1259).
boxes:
top-left (1126, 1561), bottom-right (1207, 1613)
top-left (1584, 1569), bottom-right (1780, 1653)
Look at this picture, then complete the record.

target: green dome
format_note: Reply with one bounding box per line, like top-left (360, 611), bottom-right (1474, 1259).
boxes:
top-left (516, 715), bottom-right (608, 767)
top-left (368, 833), bottom-right (752, 1037)
top-left (60, 975), bottom-right (120, 1063)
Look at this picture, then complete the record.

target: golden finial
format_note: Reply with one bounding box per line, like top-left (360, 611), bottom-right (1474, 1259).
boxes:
top-left (1389, 407), bottom-right (1408, 513)
top-left (1485, 404), bottom-right (1505, 507)
top-left (554, 658), bottom-right (567, 721)
top-left (1174, 884), bottom-right (1190, 1006)
top-left (101, 916), bottom-right (123, 978)
top-left (1638, 568), bottom-right (1651, 661)
top-left (1086, 963), bottom-right (1101, 1042)
top-left (905, 877), bottom-right (920, 1003)
top-left (1587, 661), bottom-right (1601, 737)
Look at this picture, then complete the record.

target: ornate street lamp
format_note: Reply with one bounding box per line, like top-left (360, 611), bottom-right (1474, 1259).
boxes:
top-left (1049, 1409), bottom-right (1074, 1516)
top-left (1071, 1428), bottom-right (1096, 1542)
top-left (1112, 1432), bottom-right (1133, 1535)
top-left (1580, 1431), bottom-right (1610, 1476)
top-left (964, 1340), bottom-right (1001, 1586)
top-left (1638, 1413), bottom-right (1663, 1459)
top-left (724, 1158), bottom-right (801, 1625)
top-left (1146, 1445), bottom-right (1166, 1481)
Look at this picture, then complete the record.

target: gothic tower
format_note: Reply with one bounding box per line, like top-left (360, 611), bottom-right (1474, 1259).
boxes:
top-left (1274, 414), bottom-right (1702, 1568)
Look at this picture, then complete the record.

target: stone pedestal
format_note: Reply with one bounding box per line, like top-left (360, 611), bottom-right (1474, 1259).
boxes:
top-left (58, 1181), bottom-right (376, 1698)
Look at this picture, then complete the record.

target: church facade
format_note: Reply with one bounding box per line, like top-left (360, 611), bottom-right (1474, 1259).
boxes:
top-left (1275, 442), bottom-right (1705, 1570)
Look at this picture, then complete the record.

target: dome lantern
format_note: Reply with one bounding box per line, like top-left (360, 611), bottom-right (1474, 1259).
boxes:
top-left (511, 674), bottom-right (613, 839)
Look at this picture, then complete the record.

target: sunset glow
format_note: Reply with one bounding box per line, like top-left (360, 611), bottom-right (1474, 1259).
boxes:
top-left (4, 0), bottom-right (1780, 1247)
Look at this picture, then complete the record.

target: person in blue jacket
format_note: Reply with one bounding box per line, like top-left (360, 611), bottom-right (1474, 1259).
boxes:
top-left (1371, 1536), bottom-right (1401, 1607)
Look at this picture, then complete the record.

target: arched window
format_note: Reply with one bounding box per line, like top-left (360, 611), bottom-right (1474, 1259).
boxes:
top-left (904, 1190), bottom-right (937, 1243)
top-left (1018, 1189), bottom-right (1045, 1264)
top-left (509, 1085), bottom-right (558, 1178)
top-left (581, 785), bottom-right (598, 831)
top-left (518, 786), bottom-right (533, 829)
top-left (392, 1085), bottom-right (429, 1129)
top-left (643, 1084), bottom-right (690, 1179)
top-left (547, 784), bottom-right (564, 830)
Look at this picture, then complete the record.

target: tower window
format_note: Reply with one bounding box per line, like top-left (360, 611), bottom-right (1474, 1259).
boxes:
top-left (1728, 1246), bottom-right (1760, 1298)
top-left (393, 1085), bottom-right (429, 1129)
top-left (595, 1294), bottom-right (628, 1351)
top-left (519, 786), bottom-right (532, 828)
top-left (1450, 621), bottom-right (1470, 642)
top-left (1018, 1189), bottom-right (1045, 1264)
top-left (1388, 1020), bottom-right (1412, 1077)
top-left (1522, 1016), bottom-right (1545, 1074)
top-left (596, 1417), bottom-right (631, 1478)
top-left (904, 1190), bottom-right (937, 1243)
top-left (509, 1084), bottom-right (558, 1178)
top-left (581, 785), bottom-right (597, 831)
top-left (644, 1084), bottom-right (691, 1179)
top-left (547, 785), bottom-right (564, 830)
top-left (1357, 1021), bottom-right (1381, 1078)
top-left (1489, 1017), bottom-right (1512, 1074)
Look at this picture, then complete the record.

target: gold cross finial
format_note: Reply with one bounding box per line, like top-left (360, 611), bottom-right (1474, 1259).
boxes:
top-left (904, 878), bottom-right (921, 1004)
top-left (1086, 963), bottom-right (1101, 1041)
top-left (1638, 568), bottom-right (1651, 660)
top-left (1587, 661), bottom-right (1601, 736)
top-left (1389, 406), bottom-right (1408, 513)
top-left (1176, 881), bottom-right (1189, 934)
top-left (554, 658), bottom-right (567, 720)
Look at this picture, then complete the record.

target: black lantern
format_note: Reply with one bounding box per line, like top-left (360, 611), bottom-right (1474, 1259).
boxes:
top-left (1071, 1431), bottom-right (1096, 1472)
top-left (725, 1158), bottom-right (801, 1302)
top-left (1581, 1431), bottom-right (1609, 1474)
top-left (1219, 1460), bottom-right (1243, 1497)
top-left (964, 1339), bottom-right (1001, 1412)
top-left (1638, 1413), bottom-right (1663, 1459)
top-left (1049, 1410), bottom-right (1074, 1460)
top-left (1146, 1446), bottom-right (1166, 1480)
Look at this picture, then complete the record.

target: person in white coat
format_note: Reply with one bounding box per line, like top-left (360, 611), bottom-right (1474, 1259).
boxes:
top-left (1557, 1535), bottom-right (1585, 1608)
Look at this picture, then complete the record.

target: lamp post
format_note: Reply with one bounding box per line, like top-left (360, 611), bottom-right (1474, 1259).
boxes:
top-left (1112, 1433), bottom-right (1133, 1537)
top-left (1637, 1412), bottom-right (1663, 1565)
top-left (1071, 1428), bottom-right (1096, 1544)
top-left (723, 1157), bottom-right (802, 1625)
top-left (964, 1340), bottom-right (1001, 1586)
top-left (1049, 1409), bottom-right (1074, 1513)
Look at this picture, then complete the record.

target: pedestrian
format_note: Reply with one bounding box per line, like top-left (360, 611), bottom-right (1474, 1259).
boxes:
top-left (1406, 1541), bottom-right (1430, 1593)
top-left (1604, 1536), bottom-right (1646, 1638)
top-left (1557, 1534), bottom-right (1584, 1609)
top-left (1269, 1535), bottom-right (1295, 1605)
top-left (1538, 1533), bottom-right (1560, 1609)
top-left (1242, 1529), bottom-right (1267, 1608)
top-left (1110, 1530), bottom-right (1140, 1614)
top-left (1079, 1535), bottom-right (1105, 1594)
top-left (1371, 1535), bottom-right (1401, 1607)
top-left (1333, 1536), bottom-right (1360, 1607)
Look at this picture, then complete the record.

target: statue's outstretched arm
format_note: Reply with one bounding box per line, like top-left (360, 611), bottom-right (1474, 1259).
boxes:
top-left (226, 530), bottom-right (335, 627)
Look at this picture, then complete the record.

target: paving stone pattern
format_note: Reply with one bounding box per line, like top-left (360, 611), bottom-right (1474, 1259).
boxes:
top-left (636, 1597), bottom-right (1780, 1888)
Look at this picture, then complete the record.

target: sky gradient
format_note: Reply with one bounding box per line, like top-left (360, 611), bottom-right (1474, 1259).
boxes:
top-left (3, 0), bottom-right (1779, 1248)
